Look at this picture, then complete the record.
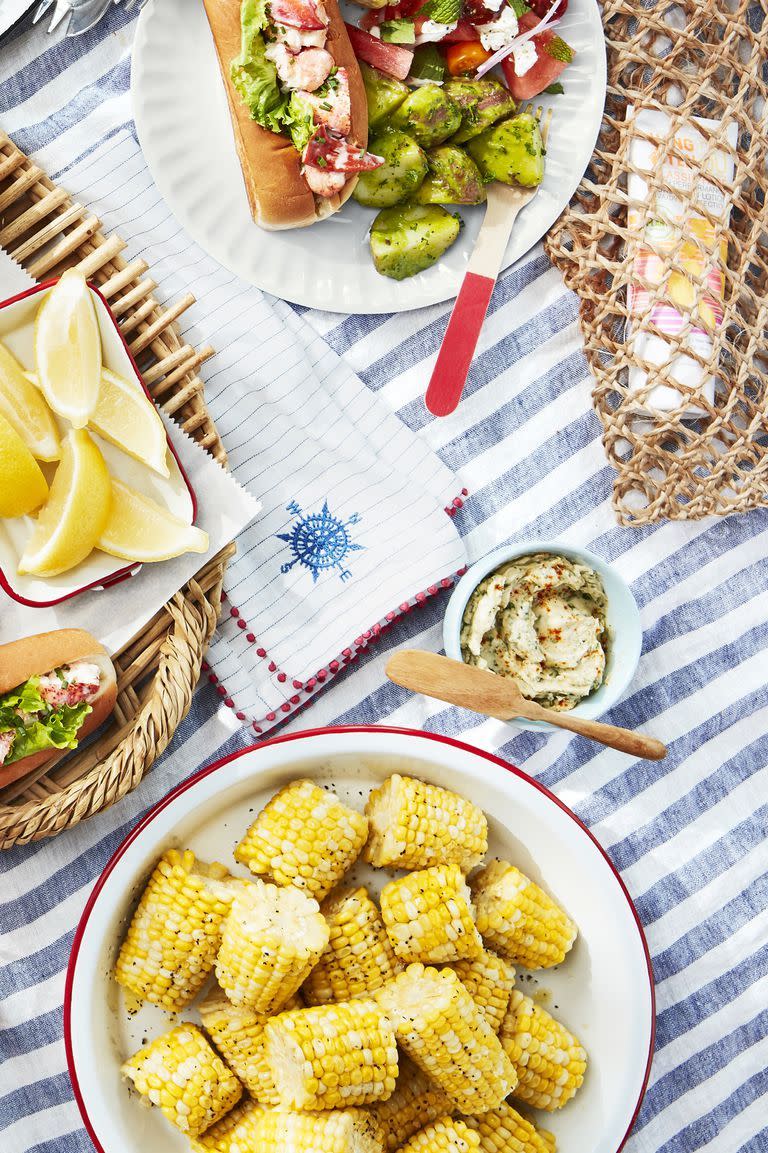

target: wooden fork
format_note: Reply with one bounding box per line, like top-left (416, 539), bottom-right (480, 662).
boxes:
top-left (425, 104), bottom-right (553, 418)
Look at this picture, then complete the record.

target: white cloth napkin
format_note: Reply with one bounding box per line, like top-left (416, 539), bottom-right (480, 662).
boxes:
top-left (200, 293), bottom-right (467, 729)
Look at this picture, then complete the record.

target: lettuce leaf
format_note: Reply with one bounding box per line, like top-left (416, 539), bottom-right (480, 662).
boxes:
top-left (231, 0), bottom-right (291, 135)
top-left (0, 674), bottom-right (91, 765)
top-left (286, 92), bottom-right (317, 152)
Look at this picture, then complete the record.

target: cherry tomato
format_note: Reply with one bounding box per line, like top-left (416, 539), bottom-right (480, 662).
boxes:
top-left (445, 40), bottom-right (492, 75)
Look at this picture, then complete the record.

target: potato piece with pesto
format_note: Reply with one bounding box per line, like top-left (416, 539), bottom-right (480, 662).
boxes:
top-left (387, 84), bottom-right (462, 149)
top-left (443, 78), bottom-right (517, 145)
top-left (460, 553), bottom-right (609, 711)
top-left (360, 62), bottom-right (410, 131)
top-left (354, 131), bottom-right (429, 208)
top-left (414, 145), bottom-right (486, 206)
top-left (466, 113), bottom-right (544, 188)
top-left (370, 204), bottom-right (461, 280)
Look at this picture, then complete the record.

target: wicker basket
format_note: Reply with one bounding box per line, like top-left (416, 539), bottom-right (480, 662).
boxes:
top-left (0, 131), bottom-right (235, 849)
top-left (546, 0), bottom-right (768, 524)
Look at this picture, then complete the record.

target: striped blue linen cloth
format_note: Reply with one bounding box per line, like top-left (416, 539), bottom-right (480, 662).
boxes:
top-left (1, 7), bottom-right (767, 1153)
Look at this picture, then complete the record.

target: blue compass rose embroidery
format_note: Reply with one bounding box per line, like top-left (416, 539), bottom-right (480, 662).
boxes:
top-left (277, 500), bottom-right (364, 583)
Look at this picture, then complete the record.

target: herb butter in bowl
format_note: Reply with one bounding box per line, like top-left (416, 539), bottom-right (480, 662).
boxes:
top-left (443, 541), bottom-right (642, 732)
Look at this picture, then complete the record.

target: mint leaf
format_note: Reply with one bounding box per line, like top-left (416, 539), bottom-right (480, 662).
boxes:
top-left (380, 18), bottom-right (416, 43)
top-left (544, 82), bottom-right (564, 94)
top-left (508, 0), bottom-right (530, 16)
top-left (420, 0), bottom-right (461, 25)
top-left (544, 35), bottom-right (574, 63)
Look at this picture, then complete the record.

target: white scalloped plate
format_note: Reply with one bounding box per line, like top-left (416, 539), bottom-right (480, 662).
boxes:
top-left (131, 1), bottom-right (606, 312)
top-left (65, 727), bottom-right (654, 1153)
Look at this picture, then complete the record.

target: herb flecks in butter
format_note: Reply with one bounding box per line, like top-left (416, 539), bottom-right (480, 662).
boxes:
top-left (460, 553), bottom-right (608, 711)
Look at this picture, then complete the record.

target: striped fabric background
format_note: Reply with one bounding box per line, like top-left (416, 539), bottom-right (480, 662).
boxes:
top-left (1, 6), bottom-right (767, 1153)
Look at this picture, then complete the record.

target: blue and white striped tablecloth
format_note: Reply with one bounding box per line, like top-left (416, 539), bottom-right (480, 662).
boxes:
top-left (1, 7), bottom-right (766, 1153)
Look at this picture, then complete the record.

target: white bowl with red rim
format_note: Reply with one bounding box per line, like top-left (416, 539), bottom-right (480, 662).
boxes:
top-left (0, 279), bottom-right (198, 608)
top-left (65, 726), bottom-right (655, 1153)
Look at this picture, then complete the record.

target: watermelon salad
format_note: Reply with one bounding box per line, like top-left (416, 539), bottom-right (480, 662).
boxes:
top-left (345, 0), bottom-right (575, 99)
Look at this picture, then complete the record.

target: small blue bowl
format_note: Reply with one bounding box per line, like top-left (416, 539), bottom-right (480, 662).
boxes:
top-left (443, 539), bottom-right (643, 733)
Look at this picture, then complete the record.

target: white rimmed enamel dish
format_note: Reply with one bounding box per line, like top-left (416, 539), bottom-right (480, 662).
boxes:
top-left (0, 281), bottom-right (197, 608)
top-left (66, 727), bottom-right (654, 1153)
top-left (131, 2), bottom-right (606, 312)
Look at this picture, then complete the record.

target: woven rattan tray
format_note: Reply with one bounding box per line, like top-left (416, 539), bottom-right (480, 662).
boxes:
top-left (0, 130), bottom-right (235, 850)
top-left (546, 0), bottom-right (768, 524)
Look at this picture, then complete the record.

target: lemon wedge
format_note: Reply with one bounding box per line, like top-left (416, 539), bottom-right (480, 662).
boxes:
top-left (34, 268), bottom-right (102, 429)
top-left (97, 480), bottom-right (209, 562)
top-left (0, 411), bottom-right (49, 518)
top-left (89, 368), bottom-right (170, 477)
top-left (18, 429), bottom-right (111, 577)
top-left (0, 342), bottom-right (59, 460)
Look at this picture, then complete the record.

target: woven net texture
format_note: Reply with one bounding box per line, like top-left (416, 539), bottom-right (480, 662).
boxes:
top-left (546, 0), bottom-right (768, 524)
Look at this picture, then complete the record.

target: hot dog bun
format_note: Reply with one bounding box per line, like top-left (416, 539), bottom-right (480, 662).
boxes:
top-left (0, 630), bottom-right (117, 790)
top-left (202, 0), bottom-right (367, 230)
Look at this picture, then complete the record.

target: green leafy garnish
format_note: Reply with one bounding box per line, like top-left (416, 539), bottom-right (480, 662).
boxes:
top-left (507, 0), bottom-right (531, 16)
top-left (419, 0), bottom-right (461, 26)
top-left (544, 35), bottom-right (574, 63)
top-left (380, 18), bottom-right (416, 44)
top-left (544, 82), bottom-right (565, 94)
top-left (0, 674), bottom-right (91, 766)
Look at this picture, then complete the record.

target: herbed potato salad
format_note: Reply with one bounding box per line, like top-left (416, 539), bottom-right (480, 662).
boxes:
top-left (345, 0), bottom-right (574, 278)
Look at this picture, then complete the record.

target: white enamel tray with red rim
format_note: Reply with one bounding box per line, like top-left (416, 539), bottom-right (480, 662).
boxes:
top-left (65, 727), bottom-right (655, 1153)
top-left (131, 1), bottom-right (606, 313)
top-left (0, 281), bottom-right (198, 608)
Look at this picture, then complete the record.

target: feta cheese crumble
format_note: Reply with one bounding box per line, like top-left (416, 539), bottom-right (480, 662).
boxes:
top-left (477, 6), bottom-right (519, 53)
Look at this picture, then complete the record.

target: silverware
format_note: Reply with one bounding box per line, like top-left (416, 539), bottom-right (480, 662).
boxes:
top-left (32, 0), bottom-right (149, 36)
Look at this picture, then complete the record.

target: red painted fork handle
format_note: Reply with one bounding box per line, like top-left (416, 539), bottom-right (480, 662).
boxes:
top-left (425, 271), bottom-right (496, 417)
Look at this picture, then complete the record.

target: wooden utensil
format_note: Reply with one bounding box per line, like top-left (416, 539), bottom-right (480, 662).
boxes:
top-left (425, 105), bottom-right (552, 418)
top-left (386, 649), bottom-right (667, 761)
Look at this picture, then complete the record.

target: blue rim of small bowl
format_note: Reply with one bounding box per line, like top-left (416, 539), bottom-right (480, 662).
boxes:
top-left (443, 539), bottom-right (643, 732)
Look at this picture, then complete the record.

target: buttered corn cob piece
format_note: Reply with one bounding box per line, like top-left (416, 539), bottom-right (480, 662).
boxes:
top-left (257, 1108), bottom-right (386, 1153)
top-left (303, 886), bottom-right (401, 1006)
top-left (449, 947), bottom-right (516, 1032)
top-left (471, 861), bottom-right (577, 971)
top-left (501, 990), bottom-right (587, 1111)
top-left (372, 1057), bottom-right (453, 1152)
top-left (234, 779), bottom-right (368, 901)
top-left (465, 1101), bottom-right (555, 1153)
top-left (189, 1097), bottom-right (267, 1153)
top-left (121, 1024), bottom-right (242, 1137)
top-left (198, 985), bottom-right (301, 1103)
top-left (536, 1126), bottom-right (556, 1152)
top-left (397, 1117), bottom-right (480, 1153)
top-left (215, 880), bottom-right (329, 1013)
top-left (265, 999), bottom-right (399, 1109)
top-left (365, 775), bottom-right (488, 872)
top-left (381, 863), bottom-right (483, 964)
top-left (376, 964), bottom-right (516, 1115)
top-left (115, 849), bottom-right (239, 1011)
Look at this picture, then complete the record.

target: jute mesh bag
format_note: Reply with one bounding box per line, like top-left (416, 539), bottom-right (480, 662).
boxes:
top-left (545, 0), bottom-right (768, 524)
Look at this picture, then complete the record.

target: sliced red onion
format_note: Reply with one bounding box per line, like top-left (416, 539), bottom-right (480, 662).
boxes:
top-left (474, 0), bottom-right (563, 79)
